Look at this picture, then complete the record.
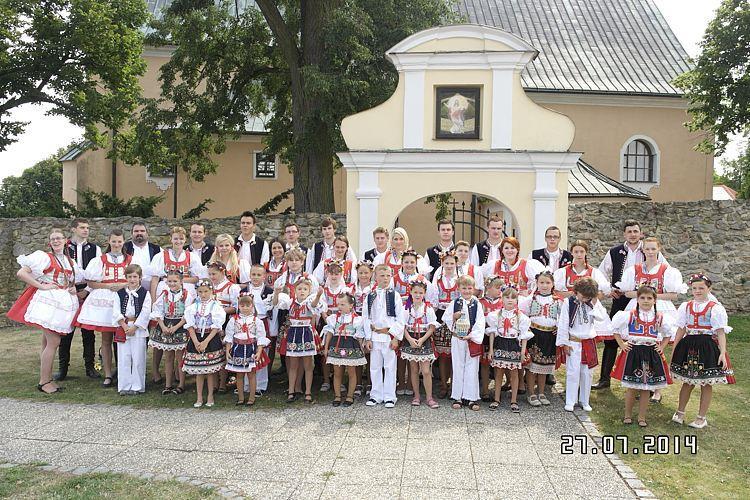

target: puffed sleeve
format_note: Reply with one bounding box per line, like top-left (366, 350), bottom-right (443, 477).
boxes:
top-left (321, 314), bottom-right (338, 336)
top-left (352, 316), bottom-right (365, 339)
top-left (517, 312), bottom-right (533, 340)
top-left (84, 256), bottom-right (105, 281)
top-left (417, 255), bottom-right (432, 275)
top-left (256, 318), bottom-right (270, 346)
top-left (553, 267), bottom-right (568, 292)
top-left (229, 284), bottom-right (241, 310)
top-left (659, 313), bottom-right (677, 340)
top-left (389, 297), bottom-right (406, 340)
top-left (183, 303), bottom-right (197, 329)
top-left (443, 300), bottom-right (457, 330)
top-left (372, 253), bottom-right (386, 267)
top-left (312, 261), bottom-right (326, 285)
top-left (148, 252), bottom-right (166, 279)
top-left (615, 267), bottom-right (636, 292)
top-left (598, 251), bottom-right (613, 281)
top-left (223, 316), bottom-right (236, 343)
top-left (518, 294), bottom-right (533, 315)
top-left (592, 268), bottom-right (612, 295)
top-left (184, 289), bottom-right (196, 308)
top-left (16, 250), bottom-right (52, 276)
top-left (275, 292), bottom-right (292, 310)
top-left (150, 288), bottom-right (166, 320)
top-left (425, 281), bottom-right (439, 306)
top-left (469, 245), bottom-right (480, 267)
top-left (210, 302), bottom-right (227, 329)
top-left (611, 310), bottom-right (631, 339)
top-left (664, 267), bottom-right (688, 295)
top-left (675, 302), bottom-right (689, 328)
top-left (135, 293), bottom-right (152, 330)
top-left (473, 266), bottom-right (485, 292)
top-left (308, 295), bottom-right (327, 315)
top-left (710, 303), bottom-right (732, 333)
top-left (426, 306), bottom-right (439, 328)
top-left (190, 257), bottom-right (206, 280)
top-left (431, 267), bottom-right (443, 286)
top-left (591, 300), bottom-right (609, 324)
top-left (486, 309), bottom-right (499, 334)
top-left (524, 259), bottom-right (544, 285)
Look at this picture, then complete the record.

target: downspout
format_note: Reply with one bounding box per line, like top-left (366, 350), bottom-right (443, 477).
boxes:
top-left (173, 166), bottom-right (178, 218)
top-left (111, 129), bottom-right (117, 198)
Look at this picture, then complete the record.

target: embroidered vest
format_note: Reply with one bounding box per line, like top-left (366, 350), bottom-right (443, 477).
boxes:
top-left (214, 281), bottom-right (235, 308)
top-left (406, 305), bottom-right (429, 335)
top-left (384, 251), bottom-right (402, 274)
top-left (161, 288), bottom-right (188, 319)
top-left (284, 271), bottom-right (310, 300)
top-left (531, 248), bottom-right (573, 268)
top-left (564, 264), bottom-right (594, 291)
top-left (453, 297), bottom-right (478, 328)
top-left (634, 263), bottom-right (668, 294)
top-left (193, 300), bottom-right (217, 333)
top-left (686, 301), bottom-right (716, 332)
top-left (323, 283), bottom-right (354, 313)
top-left (333, 313), bottom-right (357, 337)
top-left (498, 310), bottom-right (521, 338)
top-left (529, 294), bottom-right (562, 320)
top-left (232, 314), bottom-right (258, 343)
top-left (234, 235), bottom-right (264, 265)
top-left (322, 258), bottom-right (354, 284)
top-left (162, 250), bottom-right (191, 277)
top-left (367, 289), bottom-right (397, 317)
top-left (264, 260), bottom-right (286, 288)
top-left (437, 275), bottom-right (459, 304)
top-left (43, 252), bottom-right (75, 288)
top-left (101, 254), bottom-right (131, 284)
top-left (628, 310), bottom-right (662, 339)
top-left (117, 287), bottom-right (148, 318)
top-left (479, 297), bottom-right (503, 318)
top-left (493, 259), bottom-right (529, 291)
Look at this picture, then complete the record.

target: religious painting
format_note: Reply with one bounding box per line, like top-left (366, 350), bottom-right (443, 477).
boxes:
top-left (435, 86), bottom-right (481, 139)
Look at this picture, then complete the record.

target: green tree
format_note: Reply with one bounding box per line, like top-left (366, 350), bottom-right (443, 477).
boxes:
top-left (674, 0), bottom-right (750, 155)
top-left (718, 141), bottom-right (750, 198)
top-left (0, 150), bottom-right (67, 217)
top-left (0, 0), bottom-right (148, 152)
top-left (122, 0), bottom-right (457, 212)
top-left (63, 190), bottom-right (164, 218)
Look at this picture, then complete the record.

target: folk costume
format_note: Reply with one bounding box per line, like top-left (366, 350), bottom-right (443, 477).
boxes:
top-left (553, 263), bottom-right (611, 338)
top-left (519, 292), bottom-right (563, 374)
top-left (313, 258), bottom-right (355, 286)
top-left (242, 283), bottom-right (274, 391)
top-left (529, 247), bottom-right (573, 273)
top-left (213, 278), bottom-right (241, 319)
top-left (469, 239), bottom-right (502, 267)
top-left (223, 313), bottom-right (270, 373)
top-left (234, 233), bottom-right (270, 266)
top-left (611, 309), bottom-right (674, 390)
top-left (486, 307), bottom-right (532, 370)
top-left (182, 298), bottom-right (226, 375)
top-left (123, 240), bottom-right (160, 289)
top-left (362, 287), bottom-right (405, 403)
top-left (400, 302), bottom-right (439, 363)
top-left (322, 312), bottom-right (366, 366)
top-left (354, 281), bottom-right (372, 316)
top-left (149, 282), bottom-right (194, 351)
top-left (112, 286), bottom-right (151, 393)
top-left (443, 296), bottom-right (486, 402)
top-left (264, 257), bottom-right (287, 289)
top-left (556, 297), bottom-right (609, 409)
top-left (186, 242), bottom-right (215, 266)
top-left (363, 247), bottom-right (386, 264)
top-left (149, 248), bottom-right (206, 292)
top-left (482, 258), bottom-right (543, 293)
top-left (275, 293), bottom-right (326, 357)
top-left (76, 253), bottom-right (132, 332)
top-left (273, 270), bottom-right (319, 344)
top-left (479, 296), bottom-right (504, 367)
top-left (306, 240), bottom-right (356, 275)
top-left (373, 249), bottom-right (431, 276)
top-left (219, 259), bottom-right (251, 285)
top-left (432, 262), bottom-right (485, 292)
top-left (671, 299), bottom-right (734, 386)
top-left (432, 272), bottom-right (462, 358)
top-left (393, 270), bottom-right (437, 305)
top-left (425, 243), bottom-right (454, 281)
top-left (8, 251), bottom-right (82, 335)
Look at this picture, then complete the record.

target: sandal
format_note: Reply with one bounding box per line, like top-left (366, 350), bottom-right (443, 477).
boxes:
top-left (426, 398), bottom-right (439, 409)
top-left (649, 394), bottom-right (662, 404)
top-left (411, 397), bottom-right (421, 406)
top-left (343, 398), bottom-right (354, 407)
top-left (102, 376), bottom-right (114, 388)
top-left (162, 387), bottom-right (174, 395)
top-left (235, 399), bottom-right (245, 406)
top-left (688, 416), bottom-right (708, 429)
top-left (37, 381), bottom-right (60, 394)
top-left (622, 417), bottom-right (633, 425)
top-left (451, 401), bottom-right (463, 410)
top-left (489, 400), bottom-right (500, 411)
top-left (469, 401), bottom-right (480, 411)
top-left (332, 398), bottom-right (341, 407)
top-left (171, 386), bottom-right (185, 395)
top-left (538, 394), bottom-right (550, 406)
top-left (671, 410), bottom-right (685, 425)
top-left (246, 400), bottom-right (255, 407)
top-left (510, 402), bottom-right (520, 413)
top-left (638, 420), bottom-right (648, 428)
top-left (286, 393), bottom-right (297, 403)
top-left (304, 393), bottom-right (313, 404)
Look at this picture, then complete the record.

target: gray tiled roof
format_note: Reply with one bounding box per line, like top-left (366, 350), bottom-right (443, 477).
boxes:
top-left (457, 0), bottom-right (691, 95)
top-left (569, 159), bottom-right (650, 199)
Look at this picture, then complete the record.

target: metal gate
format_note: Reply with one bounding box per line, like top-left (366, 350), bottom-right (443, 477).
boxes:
top-left (452, 195), bottom-right (512, 245)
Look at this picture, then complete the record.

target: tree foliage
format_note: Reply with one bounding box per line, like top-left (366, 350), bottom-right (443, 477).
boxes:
top-left (63, 190), bottom-right (164, 218)
top-left (717, 141), bottom-right (750, 198)
top-left (254, 188), bottom-right (293, 216)
top-left (182, 198), bottom-right (213, 219)
top-left (121, 0), bottom-right (458, 212)
top-left (0, 151), bottom-right (66, 217)
top-left (674, 0), bottom-right (750, 154)
top-left (0, 0), bottom-right (148, 151)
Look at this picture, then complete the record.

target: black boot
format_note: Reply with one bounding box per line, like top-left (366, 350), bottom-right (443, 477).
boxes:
top-left (82, 329), bottom-right (100, 378)
top-left (593, 340), bottom-right (618, 390)
top-left (54, 333), bottom-right (73, 381)
top-left (546, 374), bottom-right (557, 386)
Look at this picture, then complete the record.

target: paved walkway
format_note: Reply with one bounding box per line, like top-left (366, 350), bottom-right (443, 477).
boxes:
top-left (0, 396), bottom-right (647, 499)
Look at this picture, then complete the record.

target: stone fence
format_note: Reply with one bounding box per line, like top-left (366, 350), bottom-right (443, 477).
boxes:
top-left (568, 200), bottom-right (750, 313)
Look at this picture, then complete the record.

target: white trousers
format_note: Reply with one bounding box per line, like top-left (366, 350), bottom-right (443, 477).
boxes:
top-left (117, 337), bottom-right (146, 392)
top-left (369, 341), bottom-right (397, 403)
top-left (564, 342), bottom-right (592, 407)
top-left (450, 337), bottom-right (480, 401)
top-left (253, 366), bottom-right (268, 391)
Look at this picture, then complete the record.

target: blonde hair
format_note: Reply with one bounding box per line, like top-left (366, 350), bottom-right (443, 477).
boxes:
top-left (170, 226), bottom-right (187, 237)
top-left (457, 275), bottom-right (475, 288)
top-left (209, 234), bottom-right (240, 278)
top-left (373, 264), bottom-right (392, 275)
top-left (392, 227), bottom-right (410, 250)
top-left (285, 248), bottom-right (305, 262)
top-left (501, 287), bottom-right (519, 300)
top-left (455, 240), bottom-right (471, 250)
top-left (643, 236), bottom-right (661, 249)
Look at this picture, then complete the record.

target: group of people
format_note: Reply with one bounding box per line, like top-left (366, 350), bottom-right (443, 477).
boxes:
top-left (8, 213), bottom-right (734, 428)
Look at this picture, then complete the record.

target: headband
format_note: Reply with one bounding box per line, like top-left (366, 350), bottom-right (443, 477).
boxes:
top-left (688, 273), bottom-right (712, 287)
top-left (197, 278), bottom-right (213, 289)
top-left (535, 270), bottom-right (554, 280)
top-left (402, 248), bottom-right (419, 260)
top-left (356, 260), bottom-right (374, 270)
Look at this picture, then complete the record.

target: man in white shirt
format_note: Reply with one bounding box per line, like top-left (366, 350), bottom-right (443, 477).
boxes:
top-left (424, 220), bottom-right (455, 281)
top-left (123, 223), bottom-right (161, 305)
top-left (363, 226), bottom-right (389, 262)
top-left (235, 211), bottom-right (270, 266)
top-left (469, 215), bottom-right (505, 266)
top-left (528, 226), bottom-right (573, 273)
top-left (306, 216), bottom-right (356, 272)
top-left (187, 222), bottom-right (214, 266)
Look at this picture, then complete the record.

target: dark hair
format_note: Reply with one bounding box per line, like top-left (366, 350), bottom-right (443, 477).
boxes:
top-left (240, 211), bottom-right (257, 223)
top-left (437, 219), bottom-right (455, 230)
top-left (337, 292), bottom-right (355, 306)
top-left (545, 226), bottom-right (561, 236)
top-left (190, 222), bottom-right (205, 230)
top-left (104, 229), bottom-right (125, 254)
top-left (321, 217), bottom-right (337, 229)
top-left (70, 218), bottom-right (89, 229)
top-left (124, 264), bottom-right (142, 277)
top-left (487, 214), bottom-right (504, 226)
top-left (269, 237), bottom-right (285, 252)
top-left (572, 277), bottom-right (598, 299)
top-left (622, 219), bottom-right (640, 232)
top-left (131, 221), bottom-right (148, 231)
top-left (284, 221), bottom-right (299, 231)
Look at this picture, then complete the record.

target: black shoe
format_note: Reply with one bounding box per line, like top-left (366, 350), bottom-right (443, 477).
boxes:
top-left (53, 366), bottom-right (68, 382)
top-left (592, 380), bottom-right (611, 390)
top-left (85, 366), bottom-right (101, 379)
top-left (546, 374), bottom-right (557, 385)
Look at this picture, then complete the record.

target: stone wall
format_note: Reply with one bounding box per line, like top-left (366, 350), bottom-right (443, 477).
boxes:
top-left (568, 200), bottom-right (750, 313)
top-left (0, 213), bottom-right (345, 324)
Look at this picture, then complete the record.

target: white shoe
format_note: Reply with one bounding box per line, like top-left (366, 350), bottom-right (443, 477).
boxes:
top-left (205, 402), bottom-right (214, 408)
top-left (320, 383), bottom-right (331, 392)
top-left (538, 394), bottom-right (551, 406)
top-left (688, 416), bottom-right (708, 429)
top-left (365, 398), bottom-right (378, 406)
top-left (582, 405), bottom-right (592, 412)
top-left (528, 395), bottom-right (542, 407)
top-left (671, 411), bottom-right (685, 425)
top-left (396, 389), bottom-right (406, 396)
top-left (564, 405), bottom-right (574, 412)
top-left (404, 389), bottom-right (414, 396)
top-left (384, 401), bottom-right (396, 408)
top-left (193, 402), bottom-right (203, 408)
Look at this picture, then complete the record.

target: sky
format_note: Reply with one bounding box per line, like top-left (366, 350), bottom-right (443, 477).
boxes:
top-left (0, 0), bottom-right (741, 181)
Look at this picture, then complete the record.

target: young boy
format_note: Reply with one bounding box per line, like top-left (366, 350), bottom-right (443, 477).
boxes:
top-left (362, 264), bottom-right (405, 408)
top-left (112, 264), bottom-right (152, 395)
top-left (556, 277), bottom-right (610, 412)
top-left (443, 275), bottom-right (485, 410)
top-left (363, 227), bottom-right (389, 263)
top-left (244, 265), bottom-right (274, 395)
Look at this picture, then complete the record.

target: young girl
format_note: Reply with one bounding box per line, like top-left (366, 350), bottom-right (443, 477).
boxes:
top-left (400, 282), bottom-right (439, 409)
top-left (556, 277), bottom-right (609, 412)
top-left (670, 274), bottom-right (733, 429)
top-left (455, 241), bottom-right (484, 295)
top-left (183, 279), bottom-right (226, 407)
top-left (224, 294), bottom-right (269, 407)
top-left (553, 240), bottom-right (611, 298)
top-left (112, 264), bottom-right (151, 395)
top-left (521, 271), bottom-right (563, 406)
top-left (244, 265), bottom-right (275, 395)
top-left (483, 237), bottom-right (543, 296)
top-left (264, 238), bottom-right (287, 288)
top-left (317, 261), bottom-right (355, 392)
top-left (322, 293), bottom-right (365, 407)
top-left (313, 236), bottom-right (355, 285)
top-left (208, 262), bottom-right (241, 394)
top-left (616, 237), bottom-right (686, 403)
top-left (443, 275), bottom-right (485, 411)
top-left (150, 270), bottom-right (194, 395)
top-left (432, 251), bottom-right (462, 399)
top-left (9, 229), bottom-right (82, 394)
top-left (611, 285), bottom-right (674, 427)
top-left (76, 229), bottom-right (131, 388)
top-left (353, 261), bottom-right (374, 396)
top-left (488, 287), bottom-right (532, 413)
top-left (210, 234), bottom-right (251, 285)
top-left (149, 227), bottom-right (204, 299)
top-left (479, 276), bottom-right (504, 401)
top-left (274, 278), bottom-right (326, 403)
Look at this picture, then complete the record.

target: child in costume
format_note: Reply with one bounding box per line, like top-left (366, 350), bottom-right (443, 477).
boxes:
top-left (400, 281), bottom-right (439, 408)
top-left (112, 264), bottom-right (151, 395)
top-left (224, 294), bottom-right (269, 407)
top-left (322, 293), bottom-right (365, 407)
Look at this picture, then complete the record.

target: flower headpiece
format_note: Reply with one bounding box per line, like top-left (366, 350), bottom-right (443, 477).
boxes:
top-left (535, 270), bottom-right (554, 280)
top-left (325, 258), bottom-right (345, 270)
top-left (197, 278), bottom-right (214, 289)
top-left (439, 249), bottom-right (457, 262)
top-left (402, 248), bottom-right (419, 260)
top-left (688, 273), bottom-right (712, 287)
top-left (356, 260), bottom-right (374, 270)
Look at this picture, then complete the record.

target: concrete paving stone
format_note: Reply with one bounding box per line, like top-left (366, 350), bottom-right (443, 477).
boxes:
top-left (402, 487), bottom-right (479, 500)
top-left (469, 438), bottom-right (543, 466)
top-left (320, 483), bottom-right (400, 499)
top-left (400, 459), bottom-right (477, 490)
top-left (634, 489), bottom-right (656, 498)
top-left (326, 458), bottom-right (402, 487)
top-left (347, 420), bottom-right (410, 439)
top-left (536, 447), bottom-right (612, 469)
top-left (338, 437), bottom-right (407, 460)
top-left (173, 451), bottom-right (245, 479)
top-left (547, 465), bottom-right (634, 498)
top-left (224, 479), bottom-right (298, 499)
top-left (409, 405), bottom-right (462, 422)
top-left (0, 439), bottom-right (71, 465)
top-left (474, 463), bottom-right (552, 494)
top-left (291, 482), bottom-right (326, 500)
top-left (260, 436), bottom-right (345, 460)
top-left (144, 427), bottom-right (220, 452)
top-left (478, 491), bottom-right (556, 500)
top-left (230, 453), bottom-right (321, 484)
top-left (101, 448), bottom-right (191, 476)
top-left (465, 424), bottom-right (533, 444)
top-left (407, 421), bottom-right (469, 441)
top-left (198, 429), bottom-right (271, 455)
top-left (404, 438), bottom-right (473, 463)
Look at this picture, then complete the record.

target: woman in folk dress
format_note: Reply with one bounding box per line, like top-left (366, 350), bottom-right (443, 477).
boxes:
top-left (209, 234), bottom-right (251, 286)
top-left (8, 228), bottom-right (83, 394)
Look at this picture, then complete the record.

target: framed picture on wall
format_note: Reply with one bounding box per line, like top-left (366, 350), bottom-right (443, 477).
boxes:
top-left (435, 86), bottom-right (481, 139)
top-left (253, 151), bottom-right (277, 179)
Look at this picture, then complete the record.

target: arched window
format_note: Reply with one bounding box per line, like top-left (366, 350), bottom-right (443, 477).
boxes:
top-left (623, 139), bottom-right (655, 182)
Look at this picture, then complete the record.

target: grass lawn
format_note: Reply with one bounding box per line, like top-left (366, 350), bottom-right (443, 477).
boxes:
top-left (0, 464), bottom-right (218, 499)
top-left (588, 315), bottom-right (750, 499)
top-left (0, 325), bottom-right (340, 410)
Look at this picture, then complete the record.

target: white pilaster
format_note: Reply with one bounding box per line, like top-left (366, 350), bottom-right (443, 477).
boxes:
top-left (355, 170), bottom-right (382, 258)
top-left (532, 169), bottom-right (558, 249)
top-left (403, 70), bottom-right (425, 149)
top-left (491, 69), bottom-right (513, 149)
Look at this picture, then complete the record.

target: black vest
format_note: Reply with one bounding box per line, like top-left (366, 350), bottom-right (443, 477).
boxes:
top-left (311, 241), bottom-right (326, 272)
top-left (245, 284), bottom-right (273, 300)
top-left (453, 297), bottom-right (479, 328)
top-left (531, 248), bottom-right (573, 268)
top-left (426, 243), bottom-right (454, 280)
top-left (123, 241), bottom-right (161, 261)
top-left (117, 287), bottom-right (149, 317)
top-left (66, 240), bottom-right (99, 290)
top-left (367, 289), bottom-right (397, 317)
top-left (608, 243), bottom-right (644, 287)
top-left (364, 248), bottom-right (378, 263)
top-left (475, 239), bottom-right (498, 265)
top-left (234, 235), bottom-right (266, 265)
top-left (186, 242), bottom-right (215, 265)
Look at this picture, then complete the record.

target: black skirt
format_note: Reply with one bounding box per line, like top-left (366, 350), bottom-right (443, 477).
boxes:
top-left (491, 336), bottom-right (522, 369)
top-left (183, 329), bottom-right (225, 375)
top-left (612, 344), bottom-right (671, 390)
top-left (527, 327), bottom-right (557, 375)
top-left (670, 335), bottom-right (728, 386)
